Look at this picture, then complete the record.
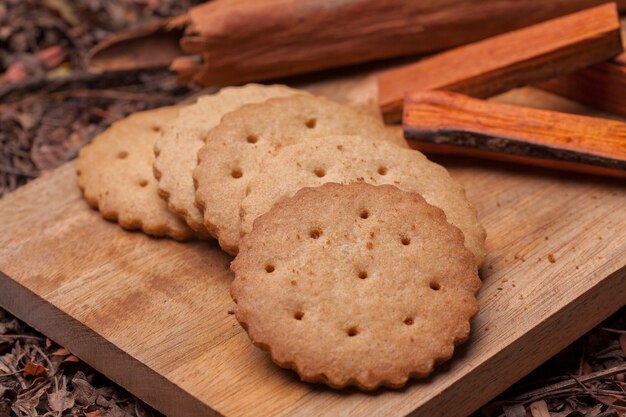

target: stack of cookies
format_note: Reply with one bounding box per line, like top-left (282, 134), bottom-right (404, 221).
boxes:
top-left (76, 84), bottom-right (485, 390)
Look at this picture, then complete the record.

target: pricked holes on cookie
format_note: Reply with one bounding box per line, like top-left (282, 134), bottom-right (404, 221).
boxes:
top-left (305, 117), bottom-right (317, 129)
top-left (293, 311), bottom-right (304, 321)
top-left (377, 166), bottom-right (388, 175)
top-left (346, 326), bottom-right (359, 337)
top-left (246, 134), bottom-right (258, 144)
top-left (152, 125), bottom-right (161, 133)
top-left (429, 281), bottom-right (441, 291)
top-left (309, 227), bottom-right (322, 239)
top-left (403, 317), bottom-right (414, 326)
top-left (117, 150), bottom-right (128, 159)
top-left (357, 270), bottom-right (368, 279)
top-left (401, 236), bottom-right (411, 246)
top-left (265, 264), bottom-right (275, 273)
top-left (138, 179), bottom-right (149, 188)
top-left (314, 167), bottom-right (326, 178)
top-left (231, 168), bottom-right (243, 179)
top-left (359, 209), bottom-right (370, 219)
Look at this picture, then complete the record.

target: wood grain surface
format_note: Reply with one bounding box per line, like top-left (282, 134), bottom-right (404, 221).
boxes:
top-left (403, 90), bottom-right (626, 177)
top-left (0, 84), bottom-right (625, 417)
top-left (378, 3), bottom-right (622, 122)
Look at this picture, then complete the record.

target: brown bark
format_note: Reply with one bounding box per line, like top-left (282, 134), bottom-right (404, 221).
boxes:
top-left (89, 0), bottom-right (625, 87)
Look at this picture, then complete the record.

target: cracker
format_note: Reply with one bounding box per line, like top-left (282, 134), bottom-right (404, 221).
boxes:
top-left (194, 94), bottom-right (409, 254)
top-left (240, 135), bottom-right (486, 265)
top-left (153, 84), bottom-right (300, 235)
top-left (231, 182), bottom-right (481, 390)
top-left (76, 106), bottom-right (197, 240)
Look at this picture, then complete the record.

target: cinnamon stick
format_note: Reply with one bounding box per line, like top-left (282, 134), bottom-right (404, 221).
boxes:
top-left (378, 3), bottom-right (623, 123)
top-left (403, 91), bottom-right (626, 178)
top-left (90, 0), bottom-right (623, 87)
top-left (539, 53), bottom-right (626, 118)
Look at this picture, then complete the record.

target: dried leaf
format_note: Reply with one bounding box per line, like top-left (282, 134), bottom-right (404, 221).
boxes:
top-left (620, 333), bottom-right (626, 356)
top-left (42, 0), bottom-right (79, 26)
top-left (22, 361), bottom-right (47, 377)
top-left (47, 388), bottom-right (75, 412)
top-left (72, 371), bottom-right (98, 406)
top-left (97, 394), bottom-right (113, 407)
top-left (11, 382), bottom-right (49, 414)
top-left (85, 410), bottom-right (104, 417)
top-left (63, 354), bottom-right (80, 363)
top-left (104, 404), bottom-right (131, 417)
top-left (530, 400), bottom-right (551, 417)
top-left (35, 45), bottom-right (67, 69)
top-left (0, 62), bottom-right (28, 85)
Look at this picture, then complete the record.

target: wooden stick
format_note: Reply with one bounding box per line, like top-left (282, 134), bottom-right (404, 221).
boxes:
top-left (403, 91), bottom-right (626, 178)
top-left (379, 3), bottom-right (622, 123)
top-left (539, 53), bottom-right (626, 118)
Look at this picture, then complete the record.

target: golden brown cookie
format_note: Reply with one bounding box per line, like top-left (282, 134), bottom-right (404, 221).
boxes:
top-left (76, 106), bottom-right (197, 240)
top-left (153, 84), bottom-right (300, 235)
top-left (240, 135), bottom-right (486, 265)
top-left (194, 94), bottom-right (409, 254)
top-left (231, 183), bottom-right (481, 390)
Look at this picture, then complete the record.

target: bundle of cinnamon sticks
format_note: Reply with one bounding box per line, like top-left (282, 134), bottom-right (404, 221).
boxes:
top-left (379, 3), bottom-right (626, 177)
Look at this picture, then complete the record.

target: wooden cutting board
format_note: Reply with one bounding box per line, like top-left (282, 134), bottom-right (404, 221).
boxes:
top-left (0, 79), bottom-right (625, 417)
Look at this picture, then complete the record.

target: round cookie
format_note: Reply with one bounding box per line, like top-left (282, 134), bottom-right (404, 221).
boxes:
top-left (193, 94), bottom-right (409, 254)
top-left (231, 183), bottom-right (481, 390)
top-left (76, 106), bottom-right (197, 240)
top-left (153, 84), bottom-right (300, 235)
top-left (240, 135), bottom-right (486, 266)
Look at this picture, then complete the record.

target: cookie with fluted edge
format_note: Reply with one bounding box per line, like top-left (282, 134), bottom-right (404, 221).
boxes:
top-left (76, 106), bottom-right (197, 240)
top-left (193, 94), bottom-right (409, 254)
top-left (153, 84), bottom-right (301, 235)
top-left (240, 135), bottom-right (486, 266)
top-left (231, 182), bottom-right (481, 390)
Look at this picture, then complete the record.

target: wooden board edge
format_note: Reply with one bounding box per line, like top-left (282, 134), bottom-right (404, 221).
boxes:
top-left (0, 271), bottom-right (221, 417)
top-left (414, 264), bottom-right (626, 417)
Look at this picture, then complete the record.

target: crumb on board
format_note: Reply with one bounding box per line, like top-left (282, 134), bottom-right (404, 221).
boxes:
top-left (548, 254), bottom-right (556, 263)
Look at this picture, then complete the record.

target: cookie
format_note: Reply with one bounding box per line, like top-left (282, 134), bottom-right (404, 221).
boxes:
top-left (193, 94), bottom-right (409, 254)
top-left (153, 84), bottom-right (300, 235)
top-left (76, 106), bottom-right (197, 240)
top-left (231, 182), bottom-right (481, 390)
top-left (240, 135), bottom-right (486, 265)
